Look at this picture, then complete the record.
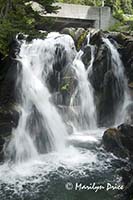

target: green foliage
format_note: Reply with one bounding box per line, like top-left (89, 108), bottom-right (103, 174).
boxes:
top-left (113, 9), bottom-right (124, 21)
top-left (77, 31), bottom-right (88, 50)
top-left (108, 21), bottom-right (124, 31)
top-left (61, 83), bottom-right (69, 91)
top-left (0, 0), bottom-right (58, 56)
top-left (57, 0), bottom-right (102, 6)
top-left (58, 0), bottom-right (133, 14)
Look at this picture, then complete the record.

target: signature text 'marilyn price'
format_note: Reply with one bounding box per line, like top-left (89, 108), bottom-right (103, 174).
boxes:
top-left (75, 182), bottom-right (124, 192)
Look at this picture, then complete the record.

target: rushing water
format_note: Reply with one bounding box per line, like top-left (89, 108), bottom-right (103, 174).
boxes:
top-left (103, 37), bottom-right (131, 124)
top-left (0, 33), bottom-right (129, 200)
top-left (70, 34), bottom-right (97, 130)
top-left (6, 34), bottom-right (74, 163)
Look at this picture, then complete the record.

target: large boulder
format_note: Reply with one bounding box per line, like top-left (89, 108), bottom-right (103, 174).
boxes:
top-left (88, 31), bottom-right (124, 126)
top-left (103, 124), bottom-right (133, 159)
top-left (103, 127), bottom-right (128, 158)
top-left (103, 123), bottom-right (133, 200)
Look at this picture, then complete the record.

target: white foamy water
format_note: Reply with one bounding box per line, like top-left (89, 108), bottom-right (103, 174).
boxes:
top-left (0, 33), bottom-right (122, 199)
top-left (0, 142), bottom-right (113, 186)
top-left (6, 33), bottom-right (77, 163)
top-left (70, 34), bottom-right (97, 130)
top-left (103, 37), bottom-right (132, 124)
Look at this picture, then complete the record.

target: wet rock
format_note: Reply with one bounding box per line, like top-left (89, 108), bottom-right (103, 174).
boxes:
top-left (0, 137), bottom-right (5, 146)
top-left (81, 45), bottom-right (91, 68)
top-left (90, 29), bottom-right (103, 46)
top-left (119, 163), bottom-right (133, 200)
top-left (0, 60), bottom-right (18, 107)
top-left (0, 109), bottom-right (19, 128)
top-left (103, 124), bottom-right (133, 158)
top-left (53, 44), bottom-right (67, 72)
top-left (120, 40), bottom-right (133, 83)
top-left (0, 108), bottom-right (19, 162)
top-left (129, 82), bottom-right (133, 89)
top-left (76, 30), bottom-right (88, 50)
top-left (108, 33), bottom-right (133, 83)
top-left (103, 127), bottom-right (128, 158)
top-left (75, 28), bottom-right (85, 42)
top-left (88, 31), bottom-right (126, 126)
top-left (61, 27), bottom-right (76, 40)
top-left (89, 42), bottom-right (115, 126)
top-left (0, 38), bottom-right (20, 162)
top-left (61, 27), bottom-right (87, 50)
top-left (9, 36), bottom-right (21, 59)
top-left (103, 123), bottom-right (133, 199)
top-left (60, 66), bottom-right (77, 106)
top-left (124, 103), bottom-right (133, 124)
top-left (118, 124), bottom-right (133, 156)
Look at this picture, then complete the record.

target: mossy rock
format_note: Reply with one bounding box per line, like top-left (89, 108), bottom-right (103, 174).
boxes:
top-left (61, 28), bottom-right (76, 40)
top-left (102, 127), bottom-right (128, 158)
top-left (76, 31), bottom-right (88, 50)
top-left (129, 82), bottom-right (133, 89)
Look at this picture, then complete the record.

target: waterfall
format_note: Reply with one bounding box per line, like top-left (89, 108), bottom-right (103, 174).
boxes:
top-left (102, 37), bottom-right (131, 124)
top-left (0, 31), bottom-right (130, 200)
top-left (6, 33), bottom-right (77, 163)
top-left (70, 33), bottom-right (97, 130)
top-left (6, 32), bottom-right (130, 164)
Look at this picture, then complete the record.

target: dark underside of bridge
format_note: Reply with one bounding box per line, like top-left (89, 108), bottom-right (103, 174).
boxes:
top-left (36, 17), bottom-right (95, 31)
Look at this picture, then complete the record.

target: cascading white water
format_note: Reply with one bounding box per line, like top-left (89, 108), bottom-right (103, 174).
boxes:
top-left (70, 33), bottom-right (97, 130)
top-left (0, 32), bottom-right (126, 200)
top-left (5, 33), bottom-right (130, 165)
top-left (103, 37), bottom-right (131, 124)
top-left (6, 33), bottom-right (77, 163)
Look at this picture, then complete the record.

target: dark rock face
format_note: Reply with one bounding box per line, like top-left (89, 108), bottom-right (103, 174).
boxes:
top-left (87, 31), bottom-right (125, 126)
top-left (48, 42), bottom-right (77, 106)
top-left (109, 33), bottom-right (133, 83)
top-left (53, 44), bottom-right (67, 72)
top-left (120, 164), bottom-right (133, 200)
top-left (124, 103), bottom-right (133, 124)
top-left (103, 124), bottom-right (133, 200)
top-left (118, 124), bottom-right (133, 156)
top-left (25, 105), bottom-right (52, 154)
top-left (81, 46), bottom-right (91, 68)
top-left (103, 128), bottom-right (127, 158)
top-left (0, 38), bottom-right (20, 162)
top-left (103, 124), bottom-right (133, 158)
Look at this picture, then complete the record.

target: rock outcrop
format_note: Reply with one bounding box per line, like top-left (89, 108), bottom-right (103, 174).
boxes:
top-left (103, 124), bottom-right (133, 158)
top-left (0, 37), bottom-right (20, 162)
top-left (103, 124), bottom-right (133, 200)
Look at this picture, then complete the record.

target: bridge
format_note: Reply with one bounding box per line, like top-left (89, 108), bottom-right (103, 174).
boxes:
top-left (31, 2), bottom-right (115, 30)
top-left (45, 3), bottom-right (115, 30)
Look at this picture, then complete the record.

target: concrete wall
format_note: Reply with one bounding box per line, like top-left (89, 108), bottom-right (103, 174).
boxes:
top-left (45, 3), bottom-right (115, 30)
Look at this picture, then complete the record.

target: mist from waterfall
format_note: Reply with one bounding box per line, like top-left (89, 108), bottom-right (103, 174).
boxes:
top-left (103, 37), bottom-right (131, 124)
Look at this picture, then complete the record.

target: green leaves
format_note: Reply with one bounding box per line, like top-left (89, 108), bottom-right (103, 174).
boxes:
top-left (57, 0), bottom-right (133, 14)
top-left (0, 0), bottom-right (58, 56)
